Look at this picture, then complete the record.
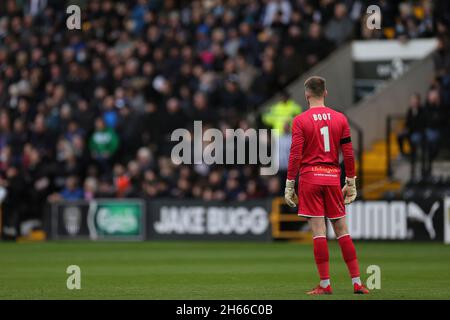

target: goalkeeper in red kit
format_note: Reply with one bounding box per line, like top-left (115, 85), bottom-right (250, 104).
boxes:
top-left (285, 76), bottom-right (369, 295)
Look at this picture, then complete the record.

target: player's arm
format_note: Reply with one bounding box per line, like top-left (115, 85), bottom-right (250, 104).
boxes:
top-left (340, 116), bottom-right (357, 204)
top-left (285, 117), bottom-right (304, 207)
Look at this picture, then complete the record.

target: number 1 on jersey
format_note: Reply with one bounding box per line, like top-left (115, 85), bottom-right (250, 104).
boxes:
top-left (320, 126), bottom-right (330, 152)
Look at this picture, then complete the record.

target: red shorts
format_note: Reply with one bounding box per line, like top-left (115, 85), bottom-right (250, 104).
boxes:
top-left (298, 181), bottom-right (346, 219)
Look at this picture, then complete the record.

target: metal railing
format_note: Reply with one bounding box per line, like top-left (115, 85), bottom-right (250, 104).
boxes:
top-left (270, 197), bottom-right (311, 241)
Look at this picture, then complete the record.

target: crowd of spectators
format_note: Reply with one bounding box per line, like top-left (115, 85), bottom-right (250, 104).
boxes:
top-left (397, 29), bottom-right (450, 181)
top-left (0, 0), bottom-right (448, 236)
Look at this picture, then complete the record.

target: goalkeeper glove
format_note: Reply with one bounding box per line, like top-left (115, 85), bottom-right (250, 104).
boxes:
top-left (284, 179), bottom-right (298, 207)
top-left (342, 176), bottom-right (357, 205)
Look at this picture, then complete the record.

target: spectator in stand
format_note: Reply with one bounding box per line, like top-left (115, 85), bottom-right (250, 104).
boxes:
top-left (59, 176), bottom-right (84, 201)
top-left (397, 93), bottom-right (425, 180)
top-left (26, 146), bottom-right (53, 220)
top-left (8, 119), bottom-right (28, 166)
top-left (113, 163), bottom-right (131, 198)
top-left (262, 91), bottom-right (302, 135)
top-left (422, 88), bottom-right (445, 176)
top-left (245, 179), bottom-right (266, 200)
top-left (89, 118), bottom-right (119, 173)
top-left (266, 176), bottom-right (283, 198)
top-left (248, 59), bottom-right (278, 108)
top-left (29, 114), bottom-right (55, 160)
top-left (263, 0), bottom-right (292, 27)
top-left (304, 23), bottom-right (335, 68)
top-left (325, 3), bottom-right (354, 45)
top-left (0, 111), bottom-right (11, 169)
top-left (277, 44), bottom-right (303, 87)
top-left (83, 177), bottom-right (98, 201)
top-left (219, 76), bottom-right (246, 112)
top-left (1, 165), bottom-right (27, 238)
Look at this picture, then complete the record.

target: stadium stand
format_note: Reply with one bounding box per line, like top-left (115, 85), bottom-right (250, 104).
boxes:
top-left (0, 0), bottom-right (448, 238)
top-left (393, 33), bottom-right (450, 200)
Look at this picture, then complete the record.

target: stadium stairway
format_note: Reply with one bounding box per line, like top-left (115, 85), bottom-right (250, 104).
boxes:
top-left (359, 132), bottom-right (403, 200)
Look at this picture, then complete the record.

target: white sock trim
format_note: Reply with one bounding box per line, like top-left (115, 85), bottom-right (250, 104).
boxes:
top-left (352, 277), bottom-right (361, 285)
top-left (337, 233), bottom-right (350, 240)
top-left (320, 279), bottom-right (330, 288)
top-left (313, 235), bottom-right (327, 240)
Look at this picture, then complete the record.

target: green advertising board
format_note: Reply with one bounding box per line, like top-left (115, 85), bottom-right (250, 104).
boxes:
top-left (88, 200), bottom-right (145, 240)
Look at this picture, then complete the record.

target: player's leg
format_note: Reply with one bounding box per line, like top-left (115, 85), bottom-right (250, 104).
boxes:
top-left (330, 218), bottom-right (360, 282)
top-left (308, 217), bottom-right (330, 287)
top-left (324, 185), bottom-right (368, 294)
top-left (330, 218), bottom-right (369, 294)
top-left (298, 182), bottom-right (332, 294)
top-left (305, 217), bottom-right (332, 294)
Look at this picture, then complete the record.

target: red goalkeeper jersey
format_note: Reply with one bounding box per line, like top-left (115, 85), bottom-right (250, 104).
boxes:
top-left (287, 106), bottom-right (355, 185)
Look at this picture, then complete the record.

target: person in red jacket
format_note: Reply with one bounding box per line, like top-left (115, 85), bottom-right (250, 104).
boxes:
top-left (284, 76), bottom-right (369, 295)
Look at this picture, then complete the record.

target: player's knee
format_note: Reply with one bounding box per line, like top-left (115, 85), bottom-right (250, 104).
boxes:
top-left (335, 227), bottom-right (347, 238)
top-left (332, 219), bottom-right (348, 237)
top-left (309, 218), bottom-right (327, 237)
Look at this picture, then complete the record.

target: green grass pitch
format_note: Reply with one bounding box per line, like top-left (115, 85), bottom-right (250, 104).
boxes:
top-left (0, 241), bottom-right (449, 299)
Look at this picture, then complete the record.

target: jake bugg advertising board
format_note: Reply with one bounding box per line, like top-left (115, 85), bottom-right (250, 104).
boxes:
top-left (147, 200), bottom-right (272, 241)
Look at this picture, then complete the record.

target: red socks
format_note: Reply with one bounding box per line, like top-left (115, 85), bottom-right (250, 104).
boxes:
top-left (313, 236), bottom-right (329, 280)
top-left (337, 234), bottom-right (360, 278)
top-left (312, 235), bottom-right (361, 283)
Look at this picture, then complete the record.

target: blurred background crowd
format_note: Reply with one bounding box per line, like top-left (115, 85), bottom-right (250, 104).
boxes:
top-left (395, 32), bottom-right (450, 197)
top-left (0, 0), bottom-right (448, 232)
